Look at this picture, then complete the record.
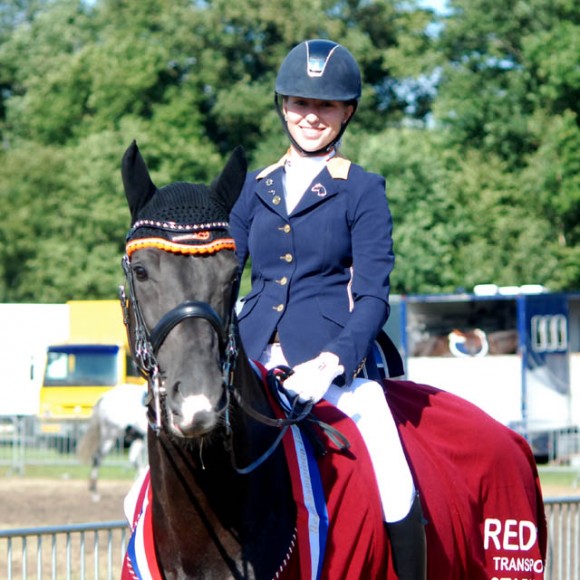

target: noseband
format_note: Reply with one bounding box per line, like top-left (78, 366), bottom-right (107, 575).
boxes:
top-left (119, 254), bottom-right (237, 433)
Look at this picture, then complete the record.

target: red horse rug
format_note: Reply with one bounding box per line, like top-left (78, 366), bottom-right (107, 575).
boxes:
top-left (123, 378), bottom-right (547, 579)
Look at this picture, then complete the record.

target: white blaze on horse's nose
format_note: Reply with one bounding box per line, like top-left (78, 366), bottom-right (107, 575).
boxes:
top-left (181, 394), bottom-right (213, 420)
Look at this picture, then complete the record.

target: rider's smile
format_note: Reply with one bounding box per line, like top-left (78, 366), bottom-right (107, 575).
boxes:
top-left (283, 97), bottom-right (354, 154)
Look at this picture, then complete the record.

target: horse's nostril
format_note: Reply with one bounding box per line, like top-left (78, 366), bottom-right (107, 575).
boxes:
top-left (172, 380), bottom-right (182, 398)
top-left (172, 408), bottom-right (217, 438)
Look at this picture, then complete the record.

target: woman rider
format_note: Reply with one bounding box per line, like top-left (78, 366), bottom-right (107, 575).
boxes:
top-left (230, 39), bottom-right (426, 578)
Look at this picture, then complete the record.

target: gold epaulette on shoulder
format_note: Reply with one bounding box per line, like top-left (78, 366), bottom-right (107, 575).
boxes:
top-left (327, 156), bottom-right (351, 180)
top-left (256, 156), bottom-right (287, 180)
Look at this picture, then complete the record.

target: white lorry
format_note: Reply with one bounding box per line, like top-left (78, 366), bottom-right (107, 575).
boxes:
top-left (0, 304), bottom-right (69, 419)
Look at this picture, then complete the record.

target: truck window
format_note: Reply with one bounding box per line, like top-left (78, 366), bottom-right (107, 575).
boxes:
top-left (43, 347), bottom-right (119, 387)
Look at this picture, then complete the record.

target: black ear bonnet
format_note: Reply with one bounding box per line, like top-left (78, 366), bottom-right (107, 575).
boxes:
top-left (121, 141), bottom-right (247, 256)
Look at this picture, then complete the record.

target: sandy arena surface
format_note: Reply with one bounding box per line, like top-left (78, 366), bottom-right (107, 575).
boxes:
top-left (0, 477), bottom-right (131, 529)
top-left (0, 475), bottom-right (577, 530)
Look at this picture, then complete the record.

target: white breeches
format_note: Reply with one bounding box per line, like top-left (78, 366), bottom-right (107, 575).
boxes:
top-left (259, 344), bottom-right (415, 522)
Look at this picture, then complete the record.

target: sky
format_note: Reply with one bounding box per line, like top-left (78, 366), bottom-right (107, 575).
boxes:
top-left (418, 0), bottom-right (449, 14)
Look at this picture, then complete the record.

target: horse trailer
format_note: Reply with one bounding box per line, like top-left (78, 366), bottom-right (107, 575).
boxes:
top-left (385, 288), bottom-right (580, 463)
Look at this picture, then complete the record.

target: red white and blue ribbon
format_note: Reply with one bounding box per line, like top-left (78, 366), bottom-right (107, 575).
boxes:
top-left (121, 470), bottom-right (162, 580)
top-left (251, 359), bottom-right (329, 579)
top-left (284, 423), bottom-right (328, 579)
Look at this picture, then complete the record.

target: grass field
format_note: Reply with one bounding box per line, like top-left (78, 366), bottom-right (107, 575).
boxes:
top-left (538, 466), bottom-right (580, 496)
top-left (5, 461), bottom-right (580, 496)
top-left (3, 462), bottom-right (136, 480)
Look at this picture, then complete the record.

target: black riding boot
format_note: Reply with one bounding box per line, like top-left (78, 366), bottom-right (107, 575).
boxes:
top-left (386, 493), bottom-right (427, 579)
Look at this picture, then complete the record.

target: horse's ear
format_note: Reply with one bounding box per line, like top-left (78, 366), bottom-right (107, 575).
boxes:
top-left (121, 140), bottom-right (158, 223)
top-left (211, 146), bottom-right (247, 214)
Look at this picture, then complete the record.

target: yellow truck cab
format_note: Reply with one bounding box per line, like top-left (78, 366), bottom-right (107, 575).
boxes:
top-left (38, 300), bottom-right (143, 436)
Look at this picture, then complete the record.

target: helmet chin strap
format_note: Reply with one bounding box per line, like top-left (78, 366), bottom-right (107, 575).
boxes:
top-left (274, 94), bottom-right (357, 157)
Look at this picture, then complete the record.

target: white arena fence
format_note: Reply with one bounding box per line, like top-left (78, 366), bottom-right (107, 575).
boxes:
top-left (0, 417), bottom-right (134, 474)
top-left (545, 496), bottom-right (580, 580)
top-left (0, 499), bottom-right (576, 579)
top-left (2, 415), bottom-right (579, 473)
top-left (0, 521), bottom-right (128, 579)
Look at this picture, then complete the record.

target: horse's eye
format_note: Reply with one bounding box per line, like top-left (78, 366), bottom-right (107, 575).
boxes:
top-left (133, 265), bottom-right (148, 281)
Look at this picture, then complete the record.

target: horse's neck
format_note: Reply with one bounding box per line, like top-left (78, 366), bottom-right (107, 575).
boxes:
top-left (147, 353), bottom-right (296, 579)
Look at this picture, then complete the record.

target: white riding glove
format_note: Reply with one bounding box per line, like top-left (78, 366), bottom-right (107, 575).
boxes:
top-left (283, 352), bottom-right (344, 404)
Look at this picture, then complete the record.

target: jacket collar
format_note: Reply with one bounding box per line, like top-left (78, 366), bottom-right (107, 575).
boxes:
top-left (256, 151), bottom-right (351, 181)
top-left (254, 152), bottom-right (352, 217)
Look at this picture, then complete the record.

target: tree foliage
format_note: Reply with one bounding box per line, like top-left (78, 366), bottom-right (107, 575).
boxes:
top-left (0, 0), bottom-right (578, 301)
top-left (429, 0), bottom-right (580, 291)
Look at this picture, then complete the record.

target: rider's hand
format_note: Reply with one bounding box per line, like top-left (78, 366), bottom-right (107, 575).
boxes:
top-left (283, 352), bottom-right (344, 404)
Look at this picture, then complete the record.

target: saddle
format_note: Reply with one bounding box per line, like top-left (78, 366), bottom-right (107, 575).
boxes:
top-left (373, 330), bottom-right (405, 378)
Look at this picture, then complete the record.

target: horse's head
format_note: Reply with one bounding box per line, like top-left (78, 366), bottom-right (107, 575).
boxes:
top-left (120, 141), bottom-right (247, 439)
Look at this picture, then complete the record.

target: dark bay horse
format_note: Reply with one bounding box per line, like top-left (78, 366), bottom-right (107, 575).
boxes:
top-left (120, 142), bottom-right (299, 579)
top-left (119, 141), bottom-right (547, 579)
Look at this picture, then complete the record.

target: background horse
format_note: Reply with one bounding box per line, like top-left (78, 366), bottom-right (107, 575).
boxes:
top-left (412, 328), bottom-right (519, 357)
top-left (77, 382), bottom-right (148, 501)
top-left (119, 141), bottom-right (547, 579)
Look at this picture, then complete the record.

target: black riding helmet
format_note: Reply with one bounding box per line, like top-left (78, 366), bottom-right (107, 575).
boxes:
top-left (275, 39), bottom-right (362, 156)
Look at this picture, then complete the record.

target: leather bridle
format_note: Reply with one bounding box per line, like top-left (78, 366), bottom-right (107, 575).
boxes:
top-left (119, 251), bottom-right (347, 473)
top-left (119, 253), bottom-right (237, 433)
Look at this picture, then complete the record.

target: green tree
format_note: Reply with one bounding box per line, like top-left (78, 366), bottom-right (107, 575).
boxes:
top-left (434, 0), bottom-right (579, 163)
top-left (521, 110), bottom-right (580, 289)
top-left (431, 0), bottom-right (580, 290)
top-left (359, 128), bottom-right (562, 293)
top-left (0, 0), bottom-right (97, 145)
top-left (0, 0), bottom-right (578, 302)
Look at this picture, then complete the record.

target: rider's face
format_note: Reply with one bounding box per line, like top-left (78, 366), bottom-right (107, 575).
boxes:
top-left (283, 96), bottom-right (354, 154)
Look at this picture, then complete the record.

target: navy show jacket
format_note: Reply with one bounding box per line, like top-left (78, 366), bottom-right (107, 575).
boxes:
top-left (229, 153), bottom-right (395, 384)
